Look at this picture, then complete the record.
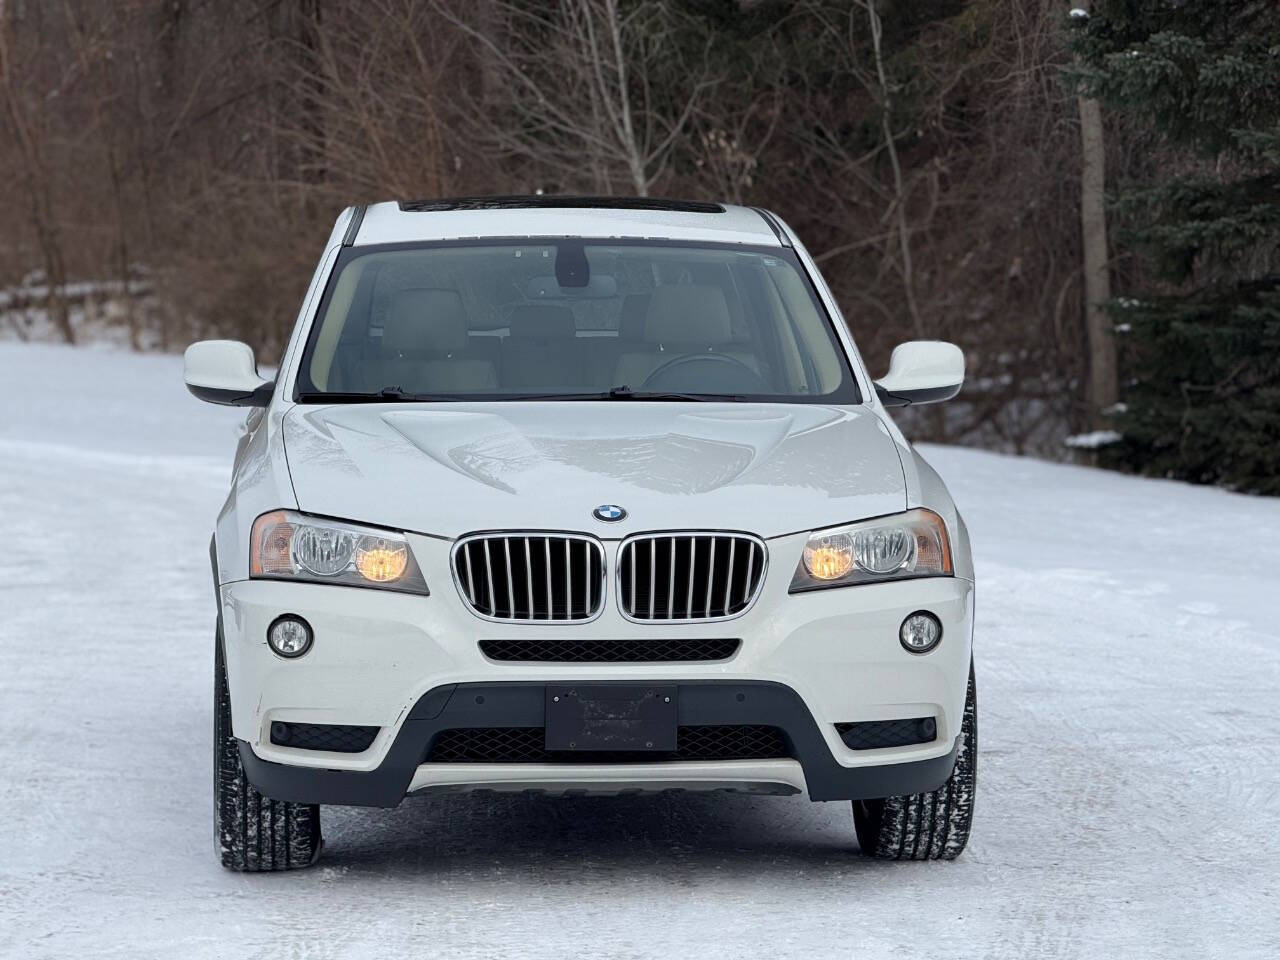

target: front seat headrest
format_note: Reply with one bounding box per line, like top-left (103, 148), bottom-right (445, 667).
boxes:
top-left (643, 284), bottom-right (732, 344)
top-left (383, 288), bottom-right (469, 354)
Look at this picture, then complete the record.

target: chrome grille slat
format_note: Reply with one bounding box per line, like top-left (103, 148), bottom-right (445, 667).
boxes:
top-left (618, 532), bottom-right (767, 623)
top-left (544, 538), bottom-right (553, 620)
top-left (705, 538), bottom-right (716, 618)
top-left (453, 533), bottom-right (605, 623)
top-left (686, 539), bottom-right (696, 619)
top-left (648, 538), bottom-right (656, 619)
top-left (503, 539), bottom-right (515, 618)
top-left (723, 538), bottom-right (736, 613)
top-left (523, 538), bottom-right (533, 620)
top-left (483, 540), bottom-right (496, 615)
top-left (667, 536), bottom-right (675, 620)
top-left (564, 538), bottom-right (572, 618)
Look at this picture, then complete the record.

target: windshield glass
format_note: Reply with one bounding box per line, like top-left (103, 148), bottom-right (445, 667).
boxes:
top-left (296, 240), bottom-right (859, 403)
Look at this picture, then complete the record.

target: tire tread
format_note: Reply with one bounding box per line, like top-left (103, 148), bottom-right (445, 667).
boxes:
top-left (214, 632), bottom-right (321, 871)
top-left (853, 664), bottom-right (977, 861)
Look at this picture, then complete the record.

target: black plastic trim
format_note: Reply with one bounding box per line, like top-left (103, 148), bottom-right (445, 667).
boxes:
top-left (186, 380), bottom-right (274, 407)
top-left (836, 717), bottom-right (937, 751)
top-left (341, 204), bottom-right (366, 246)
top-left (270, 721), bottom-right (379, 753)
top-left (237, 680), bottom-right (959, 807)
top-left (397, 195), bottom-right (725, 214)
top-left (478, 637), bottom-right (741, 663)
top-left (874, 382), bottom-right (962, 407)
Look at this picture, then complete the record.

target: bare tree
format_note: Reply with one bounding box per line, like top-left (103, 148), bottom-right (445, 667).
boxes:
top-left (0, 0), bottom-right (1118, 462)
top-left (279, 0), bottom-right (469, 202)
top-left (793, 0), bottom-right (930, 342)
top-left (863, 0), bottom-right (925, 338)
top-left (1073, 5), bottom-right (1117, 424)
top-left (436, 0), bottom-right (716, 196)
top-left (0, 2), bottom-right (74, 342)
top-left (61, 0), bottom-right (139, 347)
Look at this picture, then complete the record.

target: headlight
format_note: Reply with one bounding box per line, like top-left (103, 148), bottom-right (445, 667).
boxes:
top-left (790, 508), bottom-right (952, 592)
top-left (250, 510), bottom-right (429, 594)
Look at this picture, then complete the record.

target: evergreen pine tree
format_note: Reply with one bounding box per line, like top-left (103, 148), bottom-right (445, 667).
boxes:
top-left (1067, 1), bottom-right (1280, 493)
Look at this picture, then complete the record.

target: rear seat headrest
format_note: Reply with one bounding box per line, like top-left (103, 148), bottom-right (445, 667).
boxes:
top-left (644, 284), bottom-right (732, 344)
top-left (384, 288), bottom-right (469, 354)
top-left (509, 305), bottom-right (576, 340)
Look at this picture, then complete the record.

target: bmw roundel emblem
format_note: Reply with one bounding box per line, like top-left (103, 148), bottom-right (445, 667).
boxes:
top-left (593, 504), bottom-right (627, 523)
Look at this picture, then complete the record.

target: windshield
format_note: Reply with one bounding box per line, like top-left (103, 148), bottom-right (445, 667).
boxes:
top-left (295, 240), bottom-right (859, 403)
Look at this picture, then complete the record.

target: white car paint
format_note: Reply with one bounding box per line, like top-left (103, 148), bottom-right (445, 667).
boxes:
top-left (874, 340), bottom-right (966, 403)
top-left (355, 200), bottom-right (781, 248)
top-left (220, 545), bottom-right (974, 777)
top-left (195, 200), bottom-right (973, 800)
top-left (183, 340), bottom-right (268, 396)
top-left (280, 402), bottom-right (909, 539)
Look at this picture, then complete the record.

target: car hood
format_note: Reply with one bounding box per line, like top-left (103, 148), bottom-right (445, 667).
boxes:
top-left (281, 402), bottom-right (907, 539)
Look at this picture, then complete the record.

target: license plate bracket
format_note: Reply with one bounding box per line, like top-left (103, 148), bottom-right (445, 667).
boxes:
top-left (545, 684), bottom-right (677, 752)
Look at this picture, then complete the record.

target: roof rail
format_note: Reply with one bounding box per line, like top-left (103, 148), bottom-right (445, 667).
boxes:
top-left (396, 196), bottom-right (725, 214)
top-left (341, 205), bottom-right (366, 246)
top-left (751, 207), bottom-right (791, 247)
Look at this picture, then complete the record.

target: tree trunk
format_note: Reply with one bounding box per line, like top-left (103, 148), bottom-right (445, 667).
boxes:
top-left (866, 0), bottom-right (924, 340)
top-left (1078, 92), bottom-right (1116, 423)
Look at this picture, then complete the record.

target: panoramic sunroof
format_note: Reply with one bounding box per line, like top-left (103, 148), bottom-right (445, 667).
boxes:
top-left (397, 196), bottom-right (725, 214)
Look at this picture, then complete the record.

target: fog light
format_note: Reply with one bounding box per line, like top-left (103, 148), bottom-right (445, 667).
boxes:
top-left (900, 611), bottom-right (942, 654)
top-left (267, 615), bottom-right (313, 658)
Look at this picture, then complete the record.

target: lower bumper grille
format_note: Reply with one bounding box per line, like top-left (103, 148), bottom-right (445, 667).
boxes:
top-left (478, 637), bottom-right (741, 663)
top-left (835, 717), bottom-right (937, 751)
top-left (270, 722), bottom-right (379, 753)
top-left (426, 724), bottom-right (788, 763)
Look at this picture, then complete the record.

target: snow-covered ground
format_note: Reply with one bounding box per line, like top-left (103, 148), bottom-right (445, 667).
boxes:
top-left (1, 342), bottom-right (1277, 959)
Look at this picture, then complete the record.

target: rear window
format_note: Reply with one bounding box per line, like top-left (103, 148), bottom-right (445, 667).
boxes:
top-left (296, 240), bottom-right (858, 403)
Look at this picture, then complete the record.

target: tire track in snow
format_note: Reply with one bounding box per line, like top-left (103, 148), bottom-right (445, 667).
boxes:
top-left (3, 347), bottom-right (1280, 959)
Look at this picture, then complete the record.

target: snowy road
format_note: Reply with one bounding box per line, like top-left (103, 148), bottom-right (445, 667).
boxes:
top-left (1, 343), bottom-right (1277, 959)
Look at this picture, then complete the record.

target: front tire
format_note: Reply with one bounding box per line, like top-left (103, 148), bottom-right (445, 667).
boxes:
top-left (852, 663), bottom-right (977, 861)
top-left (214, 630), bottom-right (322, 871)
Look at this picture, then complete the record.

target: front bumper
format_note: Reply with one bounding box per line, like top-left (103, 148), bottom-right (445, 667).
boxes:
top-left (239, 681), bottom-right (960, 806)
top-left (218, 531), bottom-right (974, 804)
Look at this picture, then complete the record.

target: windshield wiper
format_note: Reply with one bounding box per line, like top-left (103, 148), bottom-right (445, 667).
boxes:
top-left (294, 386), bottom-right (748, 403)
top-left (498, 387), bottom-right (746, 402)
top-left (294, 387), bottom-right (465, 403)
top-left (604, 386), bottom-right (746, 402)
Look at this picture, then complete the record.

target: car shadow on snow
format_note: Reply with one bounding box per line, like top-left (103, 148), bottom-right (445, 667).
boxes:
top-left (314, 790), bottom-right (872, 878)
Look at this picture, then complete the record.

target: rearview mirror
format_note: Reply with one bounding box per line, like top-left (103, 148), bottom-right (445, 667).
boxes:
top-left (525, 274), bottom-right (618, 299)
top-left (874, 341), bottom-right (964, 407)
top-left (183, 340), bottom-right (274, 407)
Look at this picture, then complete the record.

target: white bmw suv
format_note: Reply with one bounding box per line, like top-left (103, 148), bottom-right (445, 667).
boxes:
top-left (186, 197), bottom-right (976, 871)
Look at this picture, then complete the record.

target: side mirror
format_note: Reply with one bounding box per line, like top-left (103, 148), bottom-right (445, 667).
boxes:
top-left (183, 340), bottom-right (274, 407)
top-left (874, 341), bottom-right (964, 407)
